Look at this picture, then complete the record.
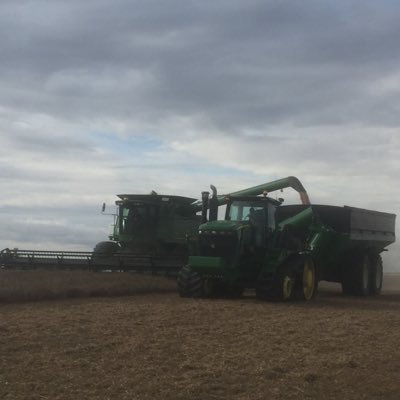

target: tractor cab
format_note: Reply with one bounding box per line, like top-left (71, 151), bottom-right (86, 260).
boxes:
top-left (196, 195), bottom-right (281, 262)
top-left (225, 195), bottom-right (280, 247)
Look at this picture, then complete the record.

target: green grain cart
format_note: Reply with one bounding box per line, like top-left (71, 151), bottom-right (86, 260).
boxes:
top-left (177, 178), bottom-right (396, 300)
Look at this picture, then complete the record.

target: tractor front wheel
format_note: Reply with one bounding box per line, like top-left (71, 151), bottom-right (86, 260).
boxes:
top-left (177, 265), bottom-right (203, 298)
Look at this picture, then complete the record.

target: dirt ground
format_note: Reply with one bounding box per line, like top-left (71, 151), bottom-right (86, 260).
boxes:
top-left (1, 278), bottom-right (400, 400)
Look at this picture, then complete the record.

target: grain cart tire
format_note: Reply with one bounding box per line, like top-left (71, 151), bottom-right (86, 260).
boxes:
top-left (295, 257), bottom-right (318, 301)
top-left (354, 254), bottom-right (371, 296)
top-left (341, 264), bottom-right (356, 295)
top-left (369, 254), bottom-right (383, 295)
top-left (342, 253), bottom-right (370, 296)
top-left (177, 265), bottom-right (203, 298)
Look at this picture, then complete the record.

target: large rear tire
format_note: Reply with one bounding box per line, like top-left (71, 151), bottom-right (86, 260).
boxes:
top-left (256, 262), bottom-right (296, 302)
top-left (296, 257), bottom-right (318, 301)
top-left (177, 265), bottom-right (203, 298)
top-left (369, 254), bottom-right (383, 295)
top-left (342, 253), bottom-right (370, 296)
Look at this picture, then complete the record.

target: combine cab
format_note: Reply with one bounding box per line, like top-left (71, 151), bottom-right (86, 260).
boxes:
top-left (92, 193), bottom-right (202, 272)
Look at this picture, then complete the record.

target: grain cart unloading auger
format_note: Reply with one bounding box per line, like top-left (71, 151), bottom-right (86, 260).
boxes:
top-left (178, 182), bottom-right (396, 300)
top-left (0, 177), bottom-right (310, 274)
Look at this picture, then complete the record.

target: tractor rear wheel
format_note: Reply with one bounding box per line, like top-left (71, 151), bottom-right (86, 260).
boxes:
top-left (177, 265), bottom-right (203, 298)
top-left (256, 262), bottom-right (296, 302)
top-left (296, 257), bottom-right (318, 301)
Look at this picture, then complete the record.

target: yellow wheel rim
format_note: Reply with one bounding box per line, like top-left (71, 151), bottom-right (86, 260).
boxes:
top-left (282, 275), bottom-right (295, 300)
top-left (303, 259), bottom-right (315, 300)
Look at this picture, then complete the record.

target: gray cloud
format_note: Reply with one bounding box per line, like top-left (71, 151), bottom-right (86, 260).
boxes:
top-left (1, 0), bottom-right (400, 130)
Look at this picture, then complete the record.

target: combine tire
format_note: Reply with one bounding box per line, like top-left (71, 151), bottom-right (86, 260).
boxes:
top-left (369, 254), bottom-right (383, 295)
top-left (177, 265), bottom-right (203, 298)
top-left (93, 241), bottom-right (120, 257)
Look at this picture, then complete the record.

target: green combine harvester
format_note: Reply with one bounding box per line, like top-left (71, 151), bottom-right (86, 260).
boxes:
top-left (178, 179), bottom-right (396, 300)
top-left (0, 193), bottom-right (202, 273)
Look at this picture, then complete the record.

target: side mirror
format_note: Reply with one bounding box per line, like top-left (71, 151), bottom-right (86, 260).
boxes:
top-left (101, 203), bottom-right (106, 213)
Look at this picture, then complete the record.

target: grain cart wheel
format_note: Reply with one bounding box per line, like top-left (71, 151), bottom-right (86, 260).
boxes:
top-left (343, 253), bottom-right (370, 296)
top-left (296, 257), bottom-right (318, 301)
top-left (369, 254), bottom-right (383, 295)
top-left (355, 254), bottom-right (371, 296)
top-left (341, 264), bottom-right (356, 295)
top-left (342, 253), bottom-right (370, 296)
top-left (177, 265), bottom-right (203, 298)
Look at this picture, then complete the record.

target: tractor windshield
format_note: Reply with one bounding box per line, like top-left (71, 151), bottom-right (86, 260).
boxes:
top-left (227, 200), bottom-right (276, 230)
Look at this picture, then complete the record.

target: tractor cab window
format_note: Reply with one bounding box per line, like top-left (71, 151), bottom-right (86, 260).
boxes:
top-left (228, 200), bottom-right (276, 247)
top-left (228, 201), bottom-right (266, 224)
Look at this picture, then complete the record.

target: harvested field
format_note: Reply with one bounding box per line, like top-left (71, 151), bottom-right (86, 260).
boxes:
top-left (1, 274), bottom-right (400, 400)
top-left (0, 270), bottom-right (176, 302)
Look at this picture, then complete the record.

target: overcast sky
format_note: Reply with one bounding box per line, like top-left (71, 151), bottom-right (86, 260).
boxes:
top-left (0, 0), bottom-right (399, 271)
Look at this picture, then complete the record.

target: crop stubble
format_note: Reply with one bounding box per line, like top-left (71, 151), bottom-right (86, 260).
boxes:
top-left (1, 274), bottom-right (400, 400)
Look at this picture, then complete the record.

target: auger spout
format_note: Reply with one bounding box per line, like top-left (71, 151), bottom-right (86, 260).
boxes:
top-left (218, 176), bottom-right (310, 205)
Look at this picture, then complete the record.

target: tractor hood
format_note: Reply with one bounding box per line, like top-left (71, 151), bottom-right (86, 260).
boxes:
top-left (199, 220), bottom-right (248, 232)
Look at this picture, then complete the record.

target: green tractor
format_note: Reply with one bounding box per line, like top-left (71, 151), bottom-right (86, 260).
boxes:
top-left (177, 178), bottom-right (396, 300)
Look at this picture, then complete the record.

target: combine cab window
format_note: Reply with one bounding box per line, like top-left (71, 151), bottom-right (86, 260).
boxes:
top-left (120, 205), bottom-right (157, 234)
